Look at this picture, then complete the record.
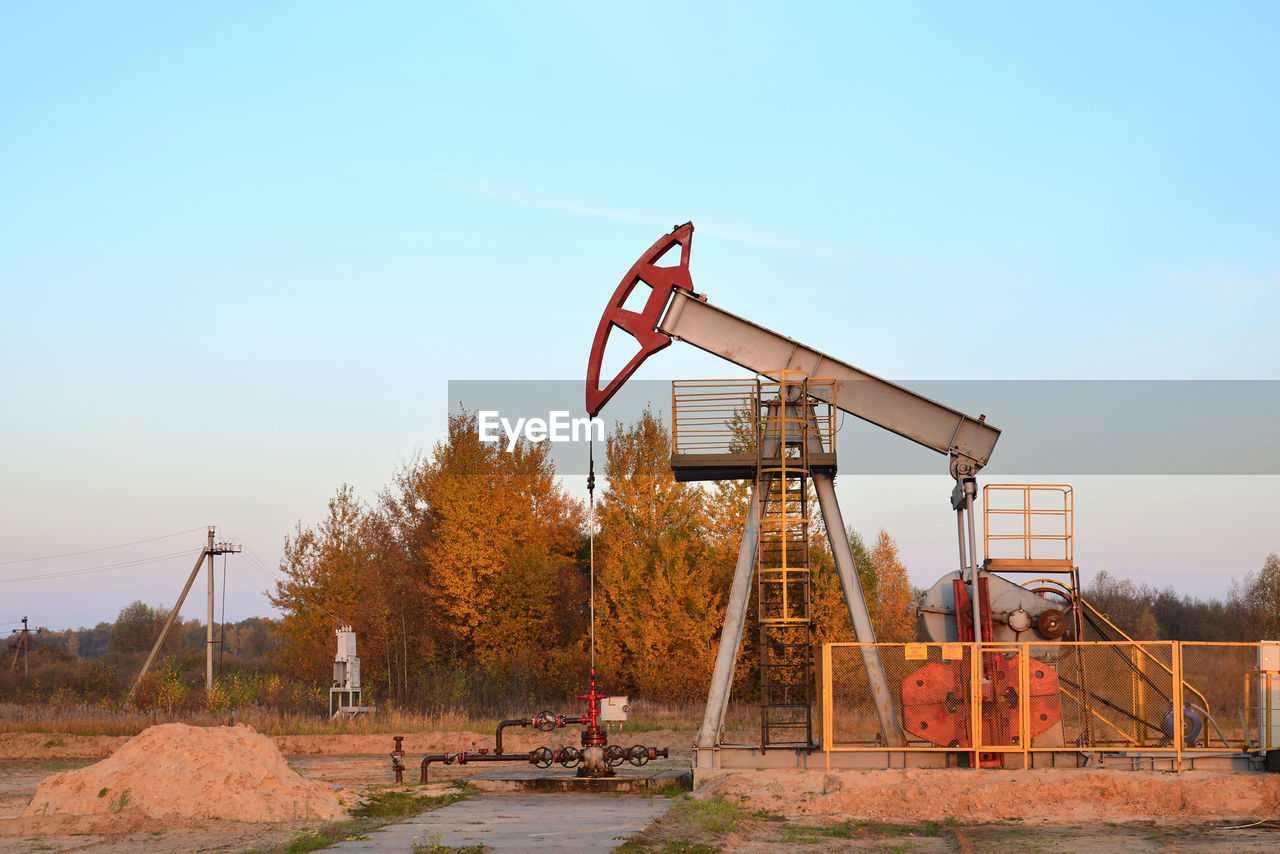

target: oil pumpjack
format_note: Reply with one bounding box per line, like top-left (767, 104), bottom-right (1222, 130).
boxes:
top-left (584, 222), bottom-right (1012, 768)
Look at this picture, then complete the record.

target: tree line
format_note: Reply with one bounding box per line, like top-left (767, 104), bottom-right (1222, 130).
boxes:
top-left (5, 409), bottom-right (1277, 714)
top-left (1, 606), bottom-right (282, 710)
top-left (1084, 559), bottom-right (1279, 642)
top-left (261, 408), bottom-right (1280, 709)
top-left (265, 408), bottom-right (916, 710)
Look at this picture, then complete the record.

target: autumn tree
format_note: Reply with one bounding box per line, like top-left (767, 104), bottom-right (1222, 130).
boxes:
top-left (411, 411), bottom-right (584, 668)
top-left (369, 455), bottom-right (442, 701)
top-left (866, 530), bottom-right (915, 642)
top-left (1228, 552), bottom-right (1280, 641)
top-left (108, 601), bottom-right (179, 657)
top-left (269, 410), bottom-right (585, 709)
top-left (700, 475), bottom-right (761, 697)
top-left (810, 526), bottom-right (915, 644)
top-left (809, 526), bottom-right (866, 647)
top-left (1254, 552), bottom-right (1280, 638)
top-left (269, 484), bottom-right (378, 681)
top-left (1083, 569), bottom-right (1258, 642)
top-left (1083, 570), bottom-right (1159, 640)
top-left (594, 409), bottom-right (726, 702)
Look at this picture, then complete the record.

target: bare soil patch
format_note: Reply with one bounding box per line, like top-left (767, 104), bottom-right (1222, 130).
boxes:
top-left (696, 767), bottom-right (1280, 825)
top-left (4, 729), bottom-right (1280, 853)
top-left (0, 726), bottom-right (687, 853)
top-left (0, 734), bottom-right (130, 761)
top-left (626, 772), bottom-right (1280, 853)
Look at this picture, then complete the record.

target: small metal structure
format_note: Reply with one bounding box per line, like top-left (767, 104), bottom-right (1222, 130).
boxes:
top-left (599, 695), bottom-right (629, 723)
top-left (330, 625), bottom-right (373, 719)
top-left (1257, 643), bottom-right (1280, 770)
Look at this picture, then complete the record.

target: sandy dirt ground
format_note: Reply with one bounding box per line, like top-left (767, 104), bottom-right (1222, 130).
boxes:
top-left (697, 767), bottom-right (1280, 824)
top-left (2, 730), bottom-right (1279, 852)
top-left (0, 728), bottom-right (691, 853)
top-left (632, 768), bottom-right (1280, 853)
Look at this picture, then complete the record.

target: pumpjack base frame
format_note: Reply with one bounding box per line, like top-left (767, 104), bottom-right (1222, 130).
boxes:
top-left (691, 746), bottom-right (1256, 785)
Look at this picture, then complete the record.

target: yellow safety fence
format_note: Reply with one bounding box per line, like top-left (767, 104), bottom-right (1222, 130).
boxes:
top-left (821, 641), bottom-right (1277, 771)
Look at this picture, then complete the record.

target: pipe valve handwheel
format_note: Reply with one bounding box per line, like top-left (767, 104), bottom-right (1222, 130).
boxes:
top-left (604, 744), bottom-right (626, 767)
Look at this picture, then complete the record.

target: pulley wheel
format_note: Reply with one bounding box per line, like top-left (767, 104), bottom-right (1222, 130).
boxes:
top-left (1008, 608), bottom-right (1033, 633)
top-left (1037, 609), bottom-right (1067, 639)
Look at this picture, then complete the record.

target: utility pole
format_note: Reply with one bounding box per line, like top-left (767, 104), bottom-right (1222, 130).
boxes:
top-left (206, 527), bottom-right (214, 690)
top-left (8, 616), bottom-right (41, 677)
top-left (133, 527), bottom-right (240, 695)
top-left (206, 530), bottom-right (240, 690)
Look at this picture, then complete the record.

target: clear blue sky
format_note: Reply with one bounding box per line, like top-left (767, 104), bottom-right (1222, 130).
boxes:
top-left (2, 2), bottom-right (1277, 629)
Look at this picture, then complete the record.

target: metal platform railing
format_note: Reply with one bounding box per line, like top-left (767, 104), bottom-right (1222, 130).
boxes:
top-left (983, 484), bottom-right (1073, 563)
top-left (670, 378), bottom-right (836, 457)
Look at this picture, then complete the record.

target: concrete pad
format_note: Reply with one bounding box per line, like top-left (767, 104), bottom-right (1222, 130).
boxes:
top-left (468, 767), bottom-right (691, 793)
top-left (326, 792), bottom-right (672, 853)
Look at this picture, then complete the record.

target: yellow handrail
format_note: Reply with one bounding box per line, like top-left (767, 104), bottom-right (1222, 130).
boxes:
top-left (983, 484), bottom-right (1073, 562)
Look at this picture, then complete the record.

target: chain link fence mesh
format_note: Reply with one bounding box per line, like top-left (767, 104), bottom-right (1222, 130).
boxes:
top-left (824, 641), bottom-right (1274, 755)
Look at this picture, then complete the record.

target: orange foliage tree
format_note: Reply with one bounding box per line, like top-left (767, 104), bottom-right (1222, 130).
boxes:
top-left (269, 411), bottom-right (585, 709)
top-left (867, 529), bottom-right (916, 642)
top-left (269, 484), bottom-right (378, 680)
top-left (593, 409), bottom-right (729, 703)
top-left (811, 525), bottom-right (918, 644)
top-left (268, 406), bottom-right (920, 712)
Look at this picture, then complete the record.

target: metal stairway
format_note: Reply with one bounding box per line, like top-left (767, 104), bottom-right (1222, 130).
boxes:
top-left (756, 374), bottom-right (815, 750)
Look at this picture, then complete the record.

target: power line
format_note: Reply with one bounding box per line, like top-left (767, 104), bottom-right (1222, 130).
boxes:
top-left (241, 548), bottom-right (284, 584)
top-left (0, 549), bottom-right (199, 584)
top-left (0, 528), bottom-right (207, 566)
top-left (243, 547), bottom-right (343, 624)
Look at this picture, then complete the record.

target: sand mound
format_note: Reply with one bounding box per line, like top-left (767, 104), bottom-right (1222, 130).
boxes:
top-left (700, 768), bottom-right (1280, 824)
top-left (22, 723), bottom-right (346, 823)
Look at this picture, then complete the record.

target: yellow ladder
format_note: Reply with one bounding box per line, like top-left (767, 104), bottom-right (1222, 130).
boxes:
top-left (756, 372), bottom-right (814, 750)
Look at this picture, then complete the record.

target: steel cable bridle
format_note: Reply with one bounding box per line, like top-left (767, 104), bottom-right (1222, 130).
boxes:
top-left (587, 440), bottom-right (596, 671)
